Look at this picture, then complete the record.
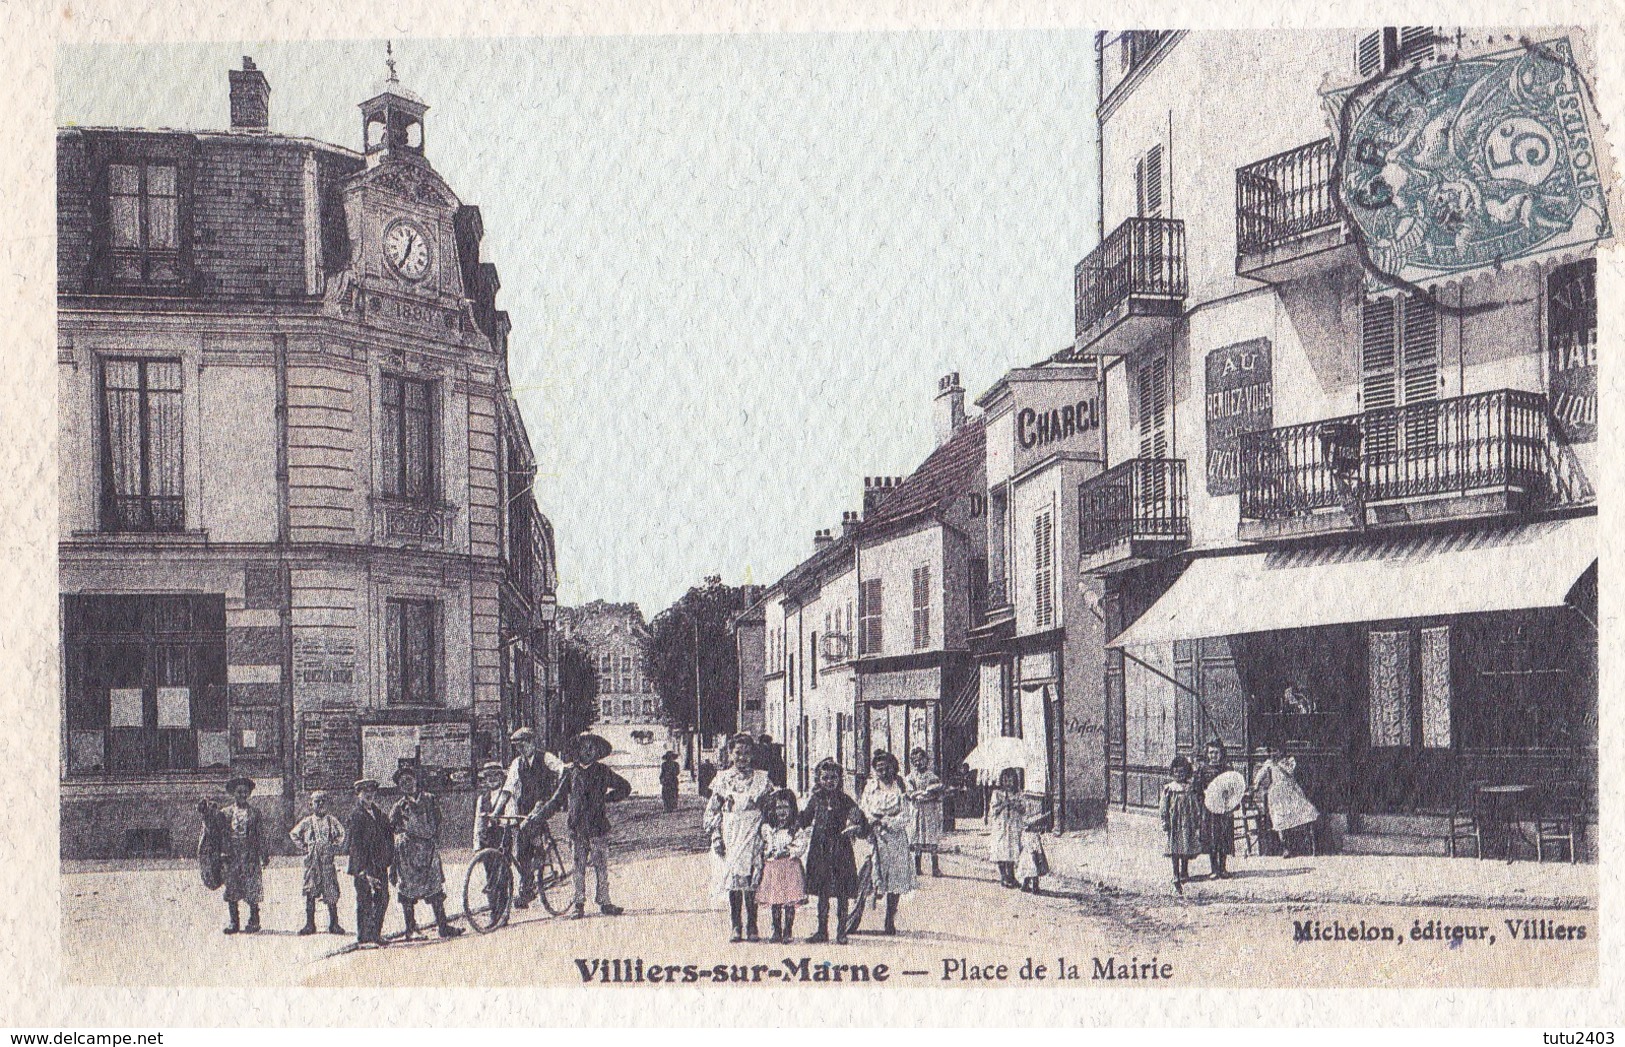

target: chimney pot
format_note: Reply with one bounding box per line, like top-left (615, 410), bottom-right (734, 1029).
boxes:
top-left (229, 56), bottom-right (271, 132)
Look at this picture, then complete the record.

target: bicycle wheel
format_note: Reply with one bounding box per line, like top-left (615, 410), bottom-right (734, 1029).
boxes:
top-left (464, 848), bottom-right (517, 933)
top-left (535, 834), bottom-right (569, 916)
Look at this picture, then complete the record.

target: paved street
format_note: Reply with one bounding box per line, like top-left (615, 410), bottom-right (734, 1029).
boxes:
top-left (62, 797), bottom-right (1596, 989)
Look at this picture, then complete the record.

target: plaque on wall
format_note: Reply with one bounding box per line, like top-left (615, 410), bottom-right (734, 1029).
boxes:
top-left (1205, 338), bottom-right (1273, 495)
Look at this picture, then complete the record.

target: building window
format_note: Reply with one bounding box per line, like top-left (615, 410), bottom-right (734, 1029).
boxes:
top-left (859, 578), bottom-right (884, 655)
top-left (912, 566), bottom-right (932, 649)
top-left (100, 357), bottom-right (184, 533)
top-left (1034, 511), bottom-right (1055, 629)
top-left (65, 595), bottom-right (227, 775)
top-left (381, 374), bottom-right (437, 505)
top-left (1356, 27), bottom-right (1437, 77)
top-left (601, 699), bottom-right (613, 718)
top-left (621, 698), bottom-right (633, 717)
top-left (1135, 143), bottom-right (1164, 219)
top-left (810, 632), bottom-right (818, 687)
top-left (386, 598), bottom-right (439, 705)
top-left (108, 162), bottom-right (182, 285)
top-left (969, 557), bottom-right (989, 624)
top-left (1121, 31), bottom-right (1170, 75)
top-left (1137, 354), bottom-right (1169, 459)
top-left (642, 698), bottom-right (655, 716)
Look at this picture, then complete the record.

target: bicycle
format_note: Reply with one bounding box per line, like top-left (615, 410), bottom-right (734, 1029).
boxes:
top-left (463, 814), bottom-right (569, 933)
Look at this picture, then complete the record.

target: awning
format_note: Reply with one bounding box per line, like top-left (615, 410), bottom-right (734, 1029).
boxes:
top-left (1109, 516), bottom-right (1596, 648)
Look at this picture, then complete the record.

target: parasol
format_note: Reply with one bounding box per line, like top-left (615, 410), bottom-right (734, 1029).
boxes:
top-left (1204, 769), bottom-right (1246, 814)
top-left (964, 736), bottom-right (1028, 773)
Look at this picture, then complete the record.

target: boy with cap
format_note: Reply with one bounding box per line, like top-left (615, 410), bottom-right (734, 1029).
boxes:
top-left (346, 778), bottom-right (394, 947)
top-left (290, 790), bottom-right (348, 935)
top-left (220, 776), bottom-right (269, 935)
top-left (389, 765), bottom-right (464, 939)
top-left (524, 732), bottom-right (630, 919)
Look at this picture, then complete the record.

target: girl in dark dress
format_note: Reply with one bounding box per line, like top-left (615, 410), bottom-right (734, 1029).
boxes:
top-left (1191, 741), bottom-right (1235, 879)
top-left (799, 759), bottom-right (866, 945)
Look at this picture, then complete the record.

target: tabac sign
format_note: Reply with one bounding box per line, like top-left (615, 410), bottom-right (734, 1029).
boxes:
top-left (1205, 339), bottom-right (1273, 495)
top-left (1328, 37), bottom-right (1611, 289)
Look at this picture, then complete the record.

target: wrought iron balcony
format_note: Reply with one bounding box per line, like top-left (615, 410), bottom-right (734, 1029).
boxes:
top-left (1074, 216), bottom-right (1186, 352)
top-left (1079, 458), bottom-right (1190, 572)
top-left (1235, 138), bottom-right (1352, 281)
top-left (1237, 389), bottom-right (1583, 538)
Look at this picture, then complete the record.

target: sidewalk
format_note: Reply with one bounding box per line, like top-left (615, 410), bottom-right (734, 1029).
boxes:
top-left (940, 811), bottom-right (1596, 909)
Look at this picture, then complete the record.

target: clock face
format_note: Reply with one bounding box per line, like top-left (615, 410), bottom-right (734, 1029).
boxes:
top-left (382, 219), bottom-right (432, 281)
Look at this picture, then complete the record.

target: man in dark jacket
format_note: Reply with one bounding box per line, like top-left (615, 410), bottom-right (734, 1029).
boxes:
top-left (525, 733), bottom-right (631, 918)
top-left (658, 751), bottom-right (681, 812)
top-left (346, 778), bottom-right (395, 946)
top-left (504, 727), bottom-right (560, 907)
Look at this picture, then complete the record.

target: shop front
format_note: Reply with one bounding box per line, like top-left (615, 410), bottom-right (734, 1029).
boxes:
top-left (1109, 515), bottom-right (1597, 850)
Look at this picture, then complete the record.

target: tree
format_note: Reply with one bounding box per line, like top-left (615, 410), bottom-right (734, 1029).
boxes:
top-left (648, 576), bottom-right (762, 739)
top-left (553, 637), bottom-right (600, 742)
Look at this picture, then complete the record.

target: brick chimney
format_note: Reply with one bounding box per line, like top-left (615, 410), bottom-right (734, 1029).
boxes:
top-left (934, 372), bottom-right (967, 446)
top-left (229, 57), bottom-right (271, 132)
top-left (813, 528), bottom-right (834, 553)
top-left (862, 476), bottom-right (905, 519)
top-left (840, 510), bottom-right (861, 539)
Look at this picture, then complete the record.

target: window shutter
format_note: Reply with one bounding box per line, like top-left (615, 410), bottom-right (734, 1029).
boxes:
top-left (1034, 511), bottom-right (1055, 629)
top-left (1398, 26), bottom-right (1436, 64)
top-left (1399, 296), bottom-right (1440, 407)
top-left (1360, 298), bottom-right (1400, 411)
top-left (1137, 355), bottom-right (1169, 459)
top-left (1136, 144), bottom-right (1163, 219)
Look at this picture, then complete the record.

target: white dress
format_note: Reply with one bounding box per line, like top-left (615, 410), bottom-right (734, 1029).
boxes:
top-left (860, 778), bottom-right (918, 895)
top-left (704, 767), bottom-right (774, 892)
top-left (905, 769), bottom-right (944, 847)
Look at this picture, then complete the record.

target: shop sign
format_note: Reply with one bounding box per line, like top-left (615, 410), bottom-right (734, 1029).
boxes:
top-left (1010, 377), bottom-right (1102, 474)
top-left (1205, 338), bottom-right (1273, 495)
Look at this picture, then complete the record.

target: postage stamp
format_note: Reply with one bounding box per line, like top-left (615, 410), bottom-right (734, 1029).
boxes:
top-left (4, 4), bottom-right (1621, 1029)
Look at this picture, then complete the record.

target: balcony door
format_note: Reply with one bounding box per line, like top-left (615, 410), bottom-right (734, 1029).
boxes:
top-left (1134, 145), bottom-right (1169, 293)
top-left (1136, 355), bottom-right (1171, 515)
top-left (1360, 294), bottom-right (1440, 489)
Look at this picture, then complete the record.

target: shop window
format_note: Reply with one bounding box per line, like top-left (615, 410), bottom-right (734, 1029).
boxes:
top-left (100, 358), bottom-right (184, 533)
top-left (381, 374), bottom-right (438, 505)
top-left (386, 598), bottom-right (439, 705)
top-left (1033, 511), bottom-right (1055, 629)
top-left (912, 566), bottom-right (931, 649)
top-left (859, 578), bottom-right (884, 655)
top-left (64, 594), bottom-right (227, 775)
top-left (1457, 611), bottom-right (1593, 749)
top-left (1367, 624), bottom-right (1453, 749)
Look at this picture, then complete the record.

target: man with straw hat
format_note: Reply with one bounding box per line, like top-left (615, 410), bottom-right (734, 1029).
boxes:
top-left (524, 732), bottom-right (630, 919)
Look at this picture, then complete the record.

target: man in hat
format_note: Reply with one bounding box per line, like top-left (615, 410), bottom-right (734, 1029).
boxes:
top-left (389, 766), bottom-right (464, 939)
top-left (501, 726), bottom-right (559, 908)
top-left (219, 776), bottom-right (268, 934)
top-left (346, 778), bottom-right (394, 947)
top-left (525, 732), bottom-right (631, 919)
top-left (659, 751), bottom-right (681, 812)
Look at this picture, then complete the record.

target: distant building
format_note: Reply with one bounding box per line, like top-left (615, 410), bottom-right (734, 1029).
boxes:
top-left (56, 57), bottom-right (558, 858)
top-left (559, 600), bottom-right (674, 793)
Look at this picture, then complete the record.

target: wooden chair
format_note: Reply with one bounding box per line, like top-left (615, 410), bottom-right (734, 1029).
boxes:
top-left (1446, 780), bottom-right (1488, 859)
top-left (1534, 780), bottom-right (1584, 863)
top-left (1233, 793), bottom-right (1263, 857)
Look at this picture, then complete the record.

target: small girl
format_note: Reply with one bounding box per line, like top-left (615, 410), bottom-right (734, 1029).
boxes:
top-left (1160, 755), bottom-right (1203, 893)
top-left (988, 768), bottom-right (1026, 889)
top-left (756, 790), bottom-right (808, 943)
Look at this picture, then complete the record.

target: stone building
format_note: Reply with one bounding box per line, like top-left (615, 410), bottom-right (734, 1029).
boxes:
top-left (1086, 29), bottom-right (1599, 854)
top-left (57, 56), bottom-right (558, 858)
top-left (558, 600), bottom-right (674, 794)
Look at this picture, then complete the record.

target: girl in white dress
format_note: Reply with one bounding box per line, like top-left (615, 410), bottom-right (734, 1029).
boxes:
top-left (859, 751), bottom-right (917, 935)
top-left (704, 734), bottom-right (774, 942)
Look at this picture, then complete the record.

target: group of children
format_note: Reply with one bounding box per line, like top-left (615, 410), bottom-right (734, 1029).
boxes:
top-left (702, 736), bottom-right (947, 945)
top-left (199, 766), bottom-right (467, 945)
top-left (1159, 740), bottom-right (1319, 892)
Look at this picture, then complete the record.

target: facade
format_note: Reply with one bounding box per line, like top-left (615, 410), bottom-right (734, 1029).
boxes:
top-left (57, 58), bottom-right (558, 858)
top-left (1083, 30), bottom-right (1599, 853)
top-left (968, 358), bottom-right (1109, 830)
top-left (741, 374), bottom-right (986, 793)
top-left (558, 600), bottom-right (674, 793)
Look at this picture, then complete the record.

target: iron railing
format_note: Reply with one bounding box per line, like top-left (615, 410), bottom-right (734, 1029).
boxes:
top-left (1236, 138), bottom-right (1339, 255)
top-left (1079, 458), bottom-right (1190, 555)
top-left (1238, 389), bottom-right (1552, 520)
top-left (1075, 217), bottom-right (1187, 337)
top-left (105, 494), bottom-right (185, 533)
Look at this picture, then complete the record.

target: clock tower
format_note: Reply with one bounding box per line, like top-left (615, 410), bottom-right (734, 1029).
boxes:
top-left (361, 44), bottom-right (429, 168)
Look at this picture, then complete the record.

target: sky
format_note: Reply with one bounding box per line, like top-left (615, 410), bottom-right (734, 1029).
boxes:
top-left (58, 33), bottom-right (1100, 613)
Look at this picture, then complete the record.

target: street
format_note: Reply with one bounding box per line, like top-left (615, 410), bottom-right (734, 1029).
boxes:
top-left (61, 797), bottom-right (1595, 989)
